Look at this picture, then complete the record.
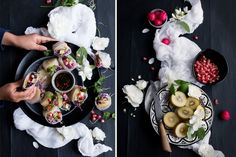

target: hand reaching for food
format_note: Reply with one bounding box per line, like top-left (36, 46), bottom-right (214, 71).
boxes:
top-left (2, 32), bottom-right (55, 51)
top-left (0, 80), bottom-right (37, 102)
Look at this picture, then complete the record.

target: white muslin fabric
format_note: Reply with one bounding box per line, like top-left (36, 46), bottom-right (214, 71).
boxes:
top-left (150, 0), bottom-right (224, 156)
top-left (13, 108), bottom-right (112, 156)
top-left (25, 3), bottom-right (96, 49)
top-left (153, 0), bottom-right (203, 86)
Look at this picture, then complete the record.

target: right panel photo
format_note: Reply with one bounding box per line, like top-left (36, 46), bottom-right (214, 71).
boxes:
top-left (118, 0), bottom-right (234, 157)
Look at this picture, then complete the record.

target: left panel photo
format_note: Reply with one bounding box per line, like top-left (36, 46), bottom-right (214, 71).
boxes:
top-left (0, 0), bottom-right (115, 157)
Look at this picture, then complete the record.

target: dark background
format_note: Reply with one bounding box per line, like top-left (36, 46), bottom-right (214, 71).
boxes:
top-left (0, 0), bottom-right (115, 157)
top-left (118, 0), bottom-right (236, 157)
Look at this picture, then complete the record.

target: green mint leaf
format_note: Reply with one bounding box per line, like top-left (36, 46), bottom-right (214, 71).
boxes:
top-left (178, 84), bottom-right (189, 94)
top-left (178, 21), bottom-right (190, 32)
top-left (76, 47), bottom-right (88, 65)
top-left (93, 76), bottom-right (105, 94)
top-left (194, 127), bottom-right (205, 140)
top-left (170, 84), bottom-right (176, 95)
top-left (43, 50), bottom-right (52, 56)
top-left (175, 80), bottom-right (188, 86)
top-left (103, 112), bottom-right (111, 120)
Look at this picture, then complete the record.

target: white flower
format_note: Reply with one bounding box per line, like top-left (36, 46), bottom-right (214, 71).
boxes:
top-left (78, 58), bottom-right (93, 81)
top-left (95, 51), bottom-right (111, 68)
top-left (198, 144), bottom-right (215, 157)
top-left (91, 127), bottom-right (106, 141)
top-left (92, 36), bottom-right (110, 51)
top-left (136, 80), bottom-right (148, 90)
top-left (122, 85), bottom-right (144, 107)
top-left (188, 84), bottom-right (202, 99)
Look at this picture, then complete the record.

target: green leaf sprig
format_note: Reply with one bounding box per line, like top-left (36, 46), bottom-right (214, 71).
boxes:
top-left (103, 112), bottom-right (115, 120)
top-left (178, 21), bottom-right (190, 32)
top-left (76, 47), bottom-right (88, 65)
top-left (92, 76), bottom-right (105, 94)
top-left (193, 127), bottom-right (205, 140)
top-left (43, 50), bottom-right (53, 56)
top-left (169, 79), bottom-right (190, 95)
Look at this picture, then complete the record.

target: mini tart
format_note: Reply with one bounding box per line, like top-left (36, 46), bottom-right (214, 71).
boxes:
top-left (185, 97), bottom-right (200, 110)
top-left (177, 106), bottom-right (194, 120)
top-left (95, 93), bottom-right (112, 111)
top-left (170, 91), bottom-right (187, 107)
top-left (22, 72), bottom-right (39, 89)
top-left (174, 123), bottom-right (188, 138)
top-left (58, 55), bottom-right (77, 71)
top-left (163, 112), bottom-right (180, 129)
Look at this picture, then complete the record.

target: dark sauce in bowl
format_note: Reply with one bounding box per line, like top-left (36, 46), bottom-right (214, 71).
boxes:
top-left (55, 71), bottom-right (74, 91)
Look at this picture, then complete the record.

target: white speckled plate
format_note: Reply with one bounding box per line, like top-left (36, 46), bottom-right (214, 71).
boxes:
top-left (149, 84), bottom-right (214, 146)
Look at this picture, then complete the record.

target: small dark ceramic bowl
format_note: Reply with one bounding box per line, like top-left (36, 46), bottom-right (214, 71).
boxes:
top-left (192, 49), bottom-right (228, 85)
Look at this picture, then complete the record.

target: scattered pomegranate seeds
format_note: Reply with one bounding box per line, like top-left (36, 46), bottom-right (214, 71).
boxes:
top-left (194, 55), bottom-right (220, 84)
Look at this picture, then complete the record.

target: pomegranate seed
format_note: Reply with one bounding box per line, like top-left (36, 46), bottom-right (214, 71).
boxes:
top-left (151, 67), bottom-right (155, 71)
top-left (143, 57), bottom-right (148, 61)
top-left (214, 99), bottom-right (219, 105)
top-left (193, 35), bottom-right (199, 40)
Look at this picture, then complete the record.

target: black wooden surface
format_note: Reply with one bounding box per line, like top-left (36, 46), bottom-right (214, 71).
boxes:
top-left (118, 0), bottom-right (236, 157)
top-left (0, 0), bottom-right (115, 157)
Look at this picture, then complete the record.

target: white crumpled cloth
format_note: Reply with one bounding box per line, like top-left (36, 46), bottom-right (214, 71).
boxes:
top-left (14, 108), bottom-right (112, 156)
top-left (153, 0), bottom-right (203, 85)
top-left (25, 3), bottom-right (96, 50)
top-left (150, 0), bottom-right (224, 156)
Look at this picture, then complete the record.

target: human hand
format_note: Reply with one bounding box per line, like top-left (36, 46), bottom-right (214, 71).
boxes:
top-left (2, 32), bottom-right (55, 51)
top-left (0, 80), bottom-right (37, 103)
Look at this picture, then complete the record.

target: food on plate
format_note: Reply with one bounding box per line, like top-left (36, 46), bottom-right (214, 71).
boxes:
top-left (53, 70), bottom-right (75, 93)
top-left (40, 91), bottom-right (55, 107)
top-left (42, 58), bottom-right (61, 75)
top-left (22, 72), bottom-right (39, 89)
top-left (52, 41), bottom-right (71, 57)
top-left (60, 93), bottom-right (71, 111)
top-left (53, 92), bottom-right (63, 108)
top-left (163, 112), bottom-right (180, 128)
top-left (95, 93), bottom-right (112, 111)
top-left (54, 92), bottom-right (71, 111)
top-left (69, 85), bottom-right (88, 106)
top-left (174, 123), bottom-right (188, 138)
top-left (26, 87), bottom-right (42, 104)
top-left (43, 105), bottom-right (62, 124)
top-left (170, 91), bottom-right (187, 107)
top-left (37, 68), bottom-right (51, 89)
top-left (177, 107), bottom-right (194, 120)
top-left (185, 97), bottom-right (200, 110)
top-left (58, 55), bottom-right (77, 70)
top-left (194, 55), bottom-right (220, 84)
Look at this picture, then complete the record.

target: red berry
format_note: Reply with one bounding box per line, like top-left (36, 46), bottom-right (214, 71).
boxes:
top-left (161, 38), bottom-right (170, 45)
top-left (148, 12), bottom-right (156, 21)
top-left (220, 110), bottom-right (231, 121)
top-left (46, 0), bottom-right (52, 4)
top-left (92, 114), bottom-right (97, 119)
top-left (97, 115), bottom-right (102, 119)
top-left (153, 19), bottom-right (163, 26)
top-left (91, 117), bottom-right (97, 122)
top-left (100, 119), bottom-right (105, 123)
top-left (154, 10), bottom-right (161, 18)
top-left (159, 11), bottom-right (167, 21)
top-left (91, 110), bottom-right (95, 114)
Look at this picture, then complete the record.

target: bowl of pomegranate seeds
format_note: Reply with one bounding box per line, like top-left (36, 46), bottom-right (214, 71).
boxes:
top-left (193, 49), bottom-right (228, 85)
top-left (147, 9), bottom-right (168, 29)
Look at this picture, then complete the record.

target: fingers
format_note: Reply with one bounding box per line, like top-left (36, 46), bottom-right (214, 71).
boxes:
top-left (14, 87), bottom-right (36, 101)
top-left (39, 35), bottom-right (56, 43)
top-left (35, 44), bottom-right (48, 51)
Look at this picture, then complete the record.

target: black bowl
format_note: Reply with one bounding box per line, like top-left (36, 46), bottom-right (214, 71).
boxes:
top-left (192, 49), bottom-right (228, 85)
